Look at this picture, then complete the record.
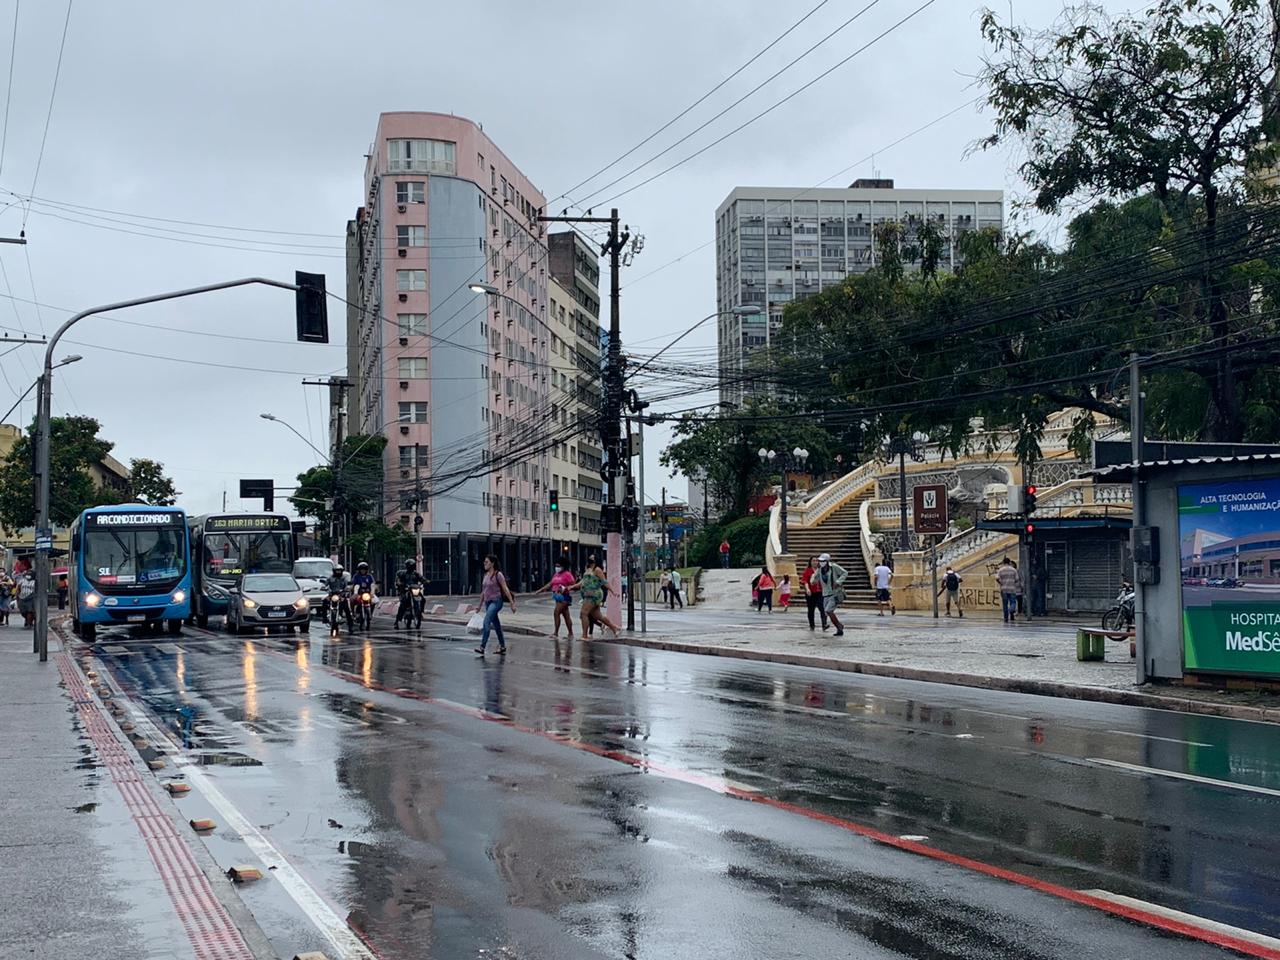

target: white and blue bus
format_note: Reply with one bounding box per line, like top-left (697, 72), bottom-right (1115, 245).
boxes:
top-left (188, 513), bottom-right (295, 627)
top-left (69, 504), bottom-right (192, 642)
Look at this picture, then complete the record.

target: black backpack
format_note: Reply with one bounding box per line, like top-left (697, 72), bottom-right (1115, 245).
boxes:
top-left (944, 571), bottom-right (960, 591)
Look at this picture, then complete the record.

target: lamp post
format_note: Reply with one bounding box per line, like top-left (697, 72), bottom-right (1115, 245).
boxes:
top-left (757, 446), bottom-right (809, 555)
top-left (884, 433), bottom-right (927, 552)
top-left (33, 277), bottom-right (299, 661)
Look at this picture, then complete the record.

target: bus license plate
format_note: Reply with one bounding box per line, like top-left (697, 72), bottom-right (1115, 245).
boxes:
top-left (127, 614), bottom-right (145, 623)
top-left (266, 611), bottom-right (288, 618)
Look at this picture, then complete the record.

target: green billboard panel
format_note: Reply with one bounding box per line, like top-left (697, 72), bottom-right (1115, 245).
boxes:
top-left (1178, 477), bottom-right (1280, 678)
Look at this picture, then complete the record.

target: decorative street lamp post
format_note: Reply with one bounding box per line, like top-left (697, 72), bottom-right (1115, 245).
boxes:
top-left (884, 434), bottom-right (927, 551)
top-left (758, 446), bottom-right (810, 555)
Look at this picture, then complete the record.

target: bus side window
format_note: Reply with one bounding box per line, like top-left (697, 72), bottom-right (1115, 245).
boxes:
top-left (71, 529), bottom-right (80, 553)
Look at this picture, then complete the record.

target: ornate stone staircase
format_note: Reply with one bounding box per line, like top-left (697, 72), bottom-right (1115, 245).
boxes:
top-left (783, 493), bottom-right (878, 607)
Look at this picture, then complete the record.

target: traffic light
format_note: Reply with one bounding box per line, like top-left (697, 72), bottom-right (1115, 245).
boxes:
top-left (648, 506), bottom-right (658, 521)
top-left (295, 271), bottom-right (329, 343)
top-left (623, 504), bottom-right (640, 534)
top-left (1023, 521), bottom-right (1036, 544)
top-left (1023, 484), bottom-right (1038, 515)
top-left (239, 479), bottom-right (274, 512)
top-left (548, 489), bottom-right (559, 513)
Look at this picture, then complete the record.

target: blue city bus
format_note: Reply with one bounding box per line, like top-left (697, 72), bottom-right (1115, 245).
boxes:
top-left (188, 513), bottom-right (295, 627)
top-left (69, 504), bottom-right (192, 643)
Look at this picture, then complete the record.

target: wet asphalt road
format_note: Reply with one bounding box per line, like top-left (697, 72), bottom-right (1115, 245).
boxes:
top-left (82, 615), bottom-right (1280, 960)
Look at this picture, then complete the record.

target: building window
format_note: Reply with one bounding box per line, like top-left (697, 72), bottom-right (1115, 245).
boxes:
top-left (388, 138), bottom-right (456, 174)
top-left (396, 270), bottom-right (426, 291)
top-left (398, 444), bottom-right (427, 468)
top-left (396, 181), bottom-right (425, 204)
top-left (398, 357), bottom-right (428, 379)
top-left (397, 313), bottom-right (427, 336)
top-left (396, 225), bottom-right (426, 247)
top-left (399, 401), bottom-right (429, 423)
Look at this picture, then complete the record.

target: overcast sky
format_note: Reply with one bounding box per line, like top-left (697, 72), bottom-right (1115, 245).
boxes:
top-left (0, 0), bottom-right (1111, 518)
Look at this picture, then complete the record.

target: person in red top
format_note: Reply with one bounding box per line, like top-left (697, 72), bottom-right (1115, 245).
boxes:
top-left (719, 539), bottom-right (731, 568)
top-left (800, 556), bottom-right (827, 630)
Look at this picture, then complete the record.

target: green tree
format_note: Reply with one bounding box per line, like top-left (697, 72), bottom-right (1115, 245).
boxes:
top-left (288, 434), bottom-right (389, 552)
top-left (977, 0), bottom-right (1279, 440)
top-left (127, 458), bottom-right (179, 505)
top-left (660, 400), bottom-right (836, 520)
top-left (0, 416), bottom-right (114, 530)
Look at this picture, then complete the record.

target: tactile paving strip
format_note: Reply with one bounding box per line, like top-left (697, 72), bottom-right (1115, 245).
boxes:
top-left (57, 652), bottom-right (255, 960)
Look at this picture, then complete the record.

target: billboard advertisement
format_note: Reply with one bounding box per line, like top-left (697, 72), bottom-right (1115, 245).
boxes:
top-left (1178, 477), bottom-right (1280, 677)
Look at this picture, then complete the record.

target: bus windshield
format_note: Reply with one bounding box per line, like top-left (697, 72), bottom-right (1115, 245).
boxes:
top-left (202, 531), bottom-right (292, 580)
top-left (84, 526), bottom-right (187, 588)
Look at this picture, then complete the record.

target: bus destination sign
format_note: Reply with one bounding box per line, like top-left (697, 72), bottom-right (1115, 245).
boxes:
top-left (86, 512), bottom-right (183, 527)
top-left (206, 515), bottom-right (291, 532)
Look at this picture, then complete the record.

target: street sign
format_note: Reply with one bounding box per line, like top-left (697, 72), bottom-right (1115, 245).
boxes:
top-left (913, 483), bottom-right (949, 535)
top-left (35, 527), bottom-right (52, 551)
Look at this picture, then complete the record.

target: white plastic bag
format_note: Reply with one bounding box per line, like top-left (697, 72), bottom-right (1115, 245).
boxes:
top-left (466, 612), bottom-right (485, 633)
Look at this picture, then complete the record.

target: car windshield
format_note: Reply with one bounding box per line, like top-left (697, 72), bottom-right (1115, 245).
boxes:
top-left (293, 559), bottom-right (333, 580)
top-left (84, 527), bottom-right (187, 588)
top-left (242, 574), bottom-right (298, 593)
top-left (202, 532), bottom-right (292, 580)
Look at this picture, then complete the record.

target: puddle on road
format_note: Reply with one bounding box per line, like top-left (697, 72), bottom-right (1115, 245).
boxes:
top-left (190, 751), bottom-right (263, 767)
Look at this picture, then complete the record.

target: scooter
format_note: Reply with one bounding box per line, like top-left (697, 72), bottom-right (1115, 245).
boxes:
top-left (406, 584), bottom-right (425, 629)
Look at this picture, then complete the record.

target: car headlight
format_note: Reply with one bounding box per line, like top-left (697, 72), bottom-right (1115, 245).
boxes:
top-left (171, 590), bottom-right (186, 604)
top-left (294, 598), bottom-right (308, 609)
top-left (242, 598), bottom-right (257, 610)
top-left (84, 592), bottom-right (102, 608)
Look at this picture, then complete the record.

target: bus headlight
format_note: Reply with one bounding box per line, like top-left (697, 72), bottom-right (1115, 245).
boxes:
top-left (171, 590), bottom-right (186, 604)
top-left (294, 597), bottom-right (309, 610)
top-left (84, 592), bottom-right (102, 608)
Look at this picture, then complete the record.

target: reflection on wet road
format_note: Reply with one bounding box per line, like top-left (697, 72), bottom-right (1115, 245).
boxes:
top-left (87, 620), bottom-right (1280, 959)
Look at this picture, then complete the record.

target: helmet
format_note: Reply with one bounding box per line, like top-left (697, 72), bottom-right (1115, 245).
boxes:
top-left (333, 564), bottom-right (344, 574)
top-left (404, 559), bottom-right (416, 570)
top-left (357, 561), bottom-right (369, 571)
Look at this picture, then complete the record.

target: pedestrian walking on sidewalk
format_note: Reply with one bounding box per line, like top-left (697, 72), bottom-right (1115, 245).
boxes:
top-left (800, 556), bottom-right (827, 630)
top-left (996, 557), bottom-right (1021, 623)
top-left (0, 569), bottom-right (12, 626)
top-left (719, 539), bottom-right (731, 568)
top-left (778, 575), bottom-right (792, 611)
top-left (16, 569), bottom-right (36, 628)
top-left (574, 557), bottom-right (620, 638)
top-left (939, 566), bottom-right (964, 617)
top-left (56, 574), bottom-right (68, 611)
top-left (668, 567), bottom-right (684, 609)
top-left (873, 558), bottom-right (896, 616)
top-left (474, 555), bottom-right (516, 656)
top-left (534, 560), bottom-right (576, 639)
top-left (659, 570), bottom-right (672, 606)
top-left (817, 554), bottom-right (846, 636)
top-left (755, 567), bottom-right (775, 612)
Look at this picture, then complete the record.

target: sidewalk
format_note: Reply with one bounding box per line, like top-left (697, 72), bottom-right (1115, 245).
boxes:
top-left (425, 595), bottom-right (1280, 723)
top-left (0, 622), bottom-right (274, 960)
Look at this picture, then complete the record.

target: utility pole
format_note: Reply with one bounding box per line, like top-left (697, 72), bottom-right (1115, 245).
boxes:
top-left (541, 209), bottom-right (629, 629)
top-left (661, 487), bottom-right (668, 561)
top-left (414, 441), bottom-right (424, 573)
top-left (1130, 352), bottom-right (1148, 683)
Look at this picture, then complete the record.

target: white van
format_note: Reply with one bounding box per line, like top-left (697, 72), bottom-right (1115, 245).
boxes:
top-left (292, 557), bottom-right (334, 615)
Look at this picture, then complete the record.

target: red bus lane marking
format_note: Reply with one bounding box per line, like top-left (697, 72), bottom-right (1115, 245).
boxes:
top-left (211, 635), bottom-right (1280, 958)
top-left (56, 652), bottom-right (256, 960)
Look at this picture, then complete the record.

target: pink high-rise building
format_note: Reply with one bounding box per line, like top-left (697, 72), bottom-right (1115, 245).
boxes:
top-left (346, 112), bottom-right (558, 591)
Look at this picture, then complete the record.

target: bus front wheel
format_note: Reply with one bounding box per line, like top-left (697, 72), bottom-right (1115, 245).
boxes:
top-left (80, 622), bottom-right (96, 643)
top-left (166, 618), bottom-right (182, 636)
top-left (196, 612), bottom-right (209, 629)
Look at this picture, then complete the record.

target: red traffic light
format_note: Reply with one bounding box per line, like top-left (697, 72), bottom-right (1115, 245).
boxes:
top-left (1024, 522), bottom-right (1036, 535)
top-left (1024, 485), bottom-right (1037, 496)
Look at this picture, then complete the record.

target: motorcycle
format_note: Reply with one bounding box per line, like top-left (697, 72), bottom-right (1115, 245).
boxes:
top-left (1101, 582), bottom-right (1135, 633)
top-left (404, 584), bottom-right (425, 629)
top-left (352, 589), bottom-right (374, 631)
top-left (327, 587), bottom-right (353, 634)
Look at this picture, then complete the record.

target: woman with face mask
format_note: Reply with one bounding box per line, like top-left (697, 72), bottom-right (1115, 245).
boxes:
top-left (535, 558), bottom-right (577, 639)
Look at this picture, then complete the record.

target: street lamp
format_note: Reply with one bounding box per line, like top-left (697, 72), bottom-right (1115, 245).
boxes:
top-left (758, 446), bottom-right (809, 554)
top-left (884, 433), bottom-right (927, 552)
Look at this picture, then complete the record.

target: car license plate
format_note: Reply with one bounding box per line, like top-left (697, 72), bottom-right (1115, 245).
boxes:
top-left (266, 611), bottom-right (288, 618)
top-left (127, 614), bottom-right (145, 623)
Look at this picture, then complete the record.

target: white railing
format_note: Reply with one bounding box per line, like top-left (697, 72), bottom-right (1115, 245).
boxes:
top-left (793, 459), bottom-right (881, 526)
top-left (858, 498), bottom-right (877, 580)
top-left (767, 496), bottom-right (782, 557)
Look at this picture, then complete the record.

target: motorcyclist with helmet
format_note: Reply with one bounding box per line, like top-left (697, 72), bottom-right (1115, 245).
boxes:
top-left (349, 561), bottom-right (376, 630)
top-left (325, 563), bottom-right (353, 632)
top-left (395, 559), bottom-right (427, 628)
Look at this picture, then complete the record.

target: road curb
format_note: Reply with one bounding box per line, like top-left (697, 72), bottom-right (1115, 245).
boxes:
top-left (591, 634), bottom-right (1280, 724)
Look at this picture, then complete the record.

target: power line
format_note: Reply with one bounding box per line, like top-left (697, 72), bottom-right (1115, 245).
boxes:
top-left (551, 0), bottom-right (837, 207)
top-left (26, 0), bottom-right (72, 212)
top-left (590, 0), bottom-right (942, 209)
top-left (0, 0), bottom-right (18, 178)
top-left (573, 0), bottom-right (886, 211)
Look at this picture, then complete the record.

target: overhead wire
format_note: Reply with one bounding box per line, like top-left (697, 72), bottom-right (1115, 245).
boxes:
top-left (0, 0), bottom-right (17, 177)
top-left (25, 0), bottom-right (72, 219)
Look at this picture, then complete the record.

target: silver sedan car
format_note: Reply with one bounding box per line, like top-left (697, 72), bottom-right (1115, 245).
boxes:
top-left (226, 573), bottom-right (310, 634)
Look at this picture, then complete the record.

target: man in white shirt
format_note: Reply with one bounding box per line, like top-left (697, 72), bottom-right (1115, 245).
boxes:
top-left (873, 559), bottom-right (895, 616)
top-left (668, 568), bottom-right (683, 608)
